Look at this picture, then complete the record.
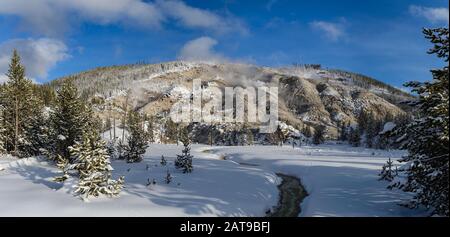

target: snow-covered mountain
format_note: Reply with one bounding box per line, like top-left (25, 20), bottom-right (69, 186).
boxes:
top-left (49, 61), bottom-right (413, 138)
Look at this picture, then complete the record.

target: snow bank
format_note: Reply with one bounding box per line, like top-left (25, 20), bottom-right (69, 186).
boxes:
top-left (207, 145), bottom-right (425, 217)
top-left (0, 145), bottom-right (279, 217)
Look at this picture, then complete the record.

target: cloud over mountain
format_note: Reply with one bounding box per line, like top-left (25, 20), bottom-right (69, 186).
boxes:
top-left (0, 38), bottom-right (69, 82)
top-left (0, 0), bottom-right (247, 37)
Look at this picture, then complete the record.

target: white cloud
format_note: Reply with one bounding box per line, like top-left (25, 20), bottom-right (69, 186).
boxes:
top-left (409, 5), bottom-right (449, 24)
top-left (0, 0), bottom-right (163, 36)
top-left (178, 37), bottom-right (226, 63)
top-left (310, 20), bottom-right (345, 41)
top-left (0, 38), bottom-right (69, 81)
top-left (0, 0), bottom-right (247, 37)
top-left (157, 0), bottom-right (247, 35)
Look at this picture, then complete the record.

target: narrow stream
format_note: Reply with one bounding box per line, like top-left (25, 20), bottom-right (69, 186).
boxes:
top-left (267, 173), bottom-right (308, 217)
top-left (201, 148), bottom-right (308, 217)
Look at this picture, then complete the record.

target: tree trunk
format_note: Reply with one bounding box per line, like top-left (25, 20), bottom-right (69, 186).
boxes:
top-left (14, 96), bottom-right (19, 156)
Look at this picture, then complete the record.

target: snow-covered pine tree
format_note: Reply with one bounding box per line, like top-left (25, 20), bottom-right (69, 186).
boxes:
top-left (1, 49), bottom-right (37, 157)
top-left (175, 129), bottom-right (193, 173)
top-left (106, 139), bottom-right (118, 160)
top-left (123, 110), bottom-right (148, 163)
top-left (165, 118), bottom-right (178, 143)
top-left (68, 131), bottom-right (124, 199)
top-left (50, 81), bottom-right (87, 163)
top-left (389, 28), bottom-right (449, 216)
top-left (379, 157), bottom-right (395, 181)
top-left (145, 114), bottom-right (154, 143)
top-left (117, 139), bottom-right (125, 160)
top-left (20, 101), bottom-right (50, 157)
top-left (0, 105), bottom-right (6, 154)
top-left (53, 154), bottom-right (69, 182)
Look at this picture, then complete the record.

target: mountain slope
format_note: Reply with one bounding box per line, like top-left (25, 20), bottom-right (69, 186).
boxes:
top-left (48, 61), bottom-right (413, 138)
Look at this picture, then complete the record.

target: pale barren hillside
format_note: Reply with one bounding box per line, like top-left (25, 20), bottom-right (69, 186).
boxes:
top-left (49, 61), bottom-right (413, 138)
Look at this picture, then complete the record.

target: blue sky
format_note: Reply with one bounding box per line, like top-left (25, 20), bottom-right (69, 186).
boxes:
top-left (0, 0), bottom-right (448, 88)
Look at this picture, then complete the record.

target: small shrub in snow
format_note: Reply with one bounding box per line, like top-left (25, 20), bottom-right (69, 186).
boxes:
top-left (379, 158), bottom-right (396, 182)
top-left (165, 170), bottom-right (172, 184)
top-left (160, 155), bottom-right (167, 166)
top-left (175, 130), bottom-right (193, 173)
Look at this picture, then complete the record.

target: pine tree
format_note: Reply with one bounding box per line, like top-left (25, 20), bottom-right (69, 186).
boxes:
top-left (122, 111), bottom-right (148, 163)
top-left (312, 125), bottom-right (326, 145)
top-left (275, 125), bottom-right (285, 146)
top-left (117, 139), bottom-right (125, 160)
top-left (50, 81), bottom-right (87, 163)
top-left (379, 158), bottom-right (396, 181)
top-left (165, 118), bottom-right (178, 143)
top-left (339, 122), bottom-right (348, 141)
top-left (365, 113), bottom-right (377, 148)
top-left (0, 105), bottom-right (6, 154)
top-left (67, 132), bottom-right (124, 199)
top-left (106, 139), bottom-right (118, 160)
top-left (160, 155), bottom-right (167, 166)
top-left (175, 129), bottom-right (193, 173)
top-left (20, 101), bottom-right (50, 157)
top-left (1, 49), bottom-right (37, 157)
top-left (145, 114), bottom-right (154, 143)
top-left (165, 170), bottom-right (172, 184)
top-left (389, 28), bottom-right (449, 216)
top-left (348, 126), bottom-right (361, 147)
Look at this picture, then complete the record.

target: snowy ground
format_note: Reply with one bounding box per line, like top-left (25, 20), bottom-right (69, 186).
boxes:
top-left (0, 144), bottom-right (425, 217)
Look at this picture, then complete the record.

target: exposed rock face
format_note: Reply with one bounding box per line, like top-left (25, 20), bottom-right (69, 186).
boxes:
top-left (50, 61), bottom-right (412, 139)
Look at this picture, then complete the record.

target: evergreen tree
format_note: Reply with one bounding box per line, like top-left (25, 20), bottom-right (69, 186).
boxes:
top-left (106, 139), bottom-right (118, 160)
top-left (68, 132), bottom-right (124, 199)
top-left (339, 122), bottom-right (348, 141)
top-left (50, 81), bottom-right (87, 163)
top-left (175, 129), bottom-right (193, 173)
top-left (312, 125), bottom-right (326, 145)
top-left (20, 102), bottom-right (50, 157)
top-left (165, 170), bottom-right (172, 184)
top-left (0, 105), bottom-right (6, 154)
top-left (117, 139), bottom-right (125, 160)
top-left (160, 155), bottom-right (167, 166)
top-left (348, 126), bottom-right (361, 147)
top-left (1, 49), bottom-right (37, 157)
top-left (122, 111), bottom-right (148, 163)
top-left (357, 111), bottom-right (370, 132)
top-left (379, 157), bottom-right (396, 182)
top-left (365, 113), bottom-right (378, 148)
top-left (389, 28), bottom-right (449, 216)
top-left (165, 118), bottom-right (178, 143)
top-left (145, 114), bottom-right (154, 143)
